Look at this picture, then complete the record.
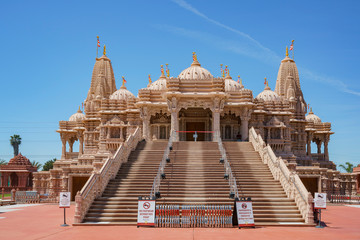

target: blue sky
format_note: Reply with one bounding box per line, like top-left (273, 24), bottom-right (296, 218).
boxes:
top-left (0, 0), bottom-right (359, 170)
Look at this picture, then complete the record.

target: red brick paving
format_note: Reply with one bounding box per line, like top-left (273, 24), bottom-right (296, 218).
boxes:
top-left (0, 203), bottom-right (359, 240)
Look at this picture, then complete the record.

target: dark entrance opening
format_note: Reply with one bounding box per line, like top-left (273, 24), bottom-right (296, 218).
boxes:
top-left (71, 176), bottom-right (89, 201)
top-left (186, 122), bottom-right (205, 141)
top-left (300, 177), bottom-right (318, 197)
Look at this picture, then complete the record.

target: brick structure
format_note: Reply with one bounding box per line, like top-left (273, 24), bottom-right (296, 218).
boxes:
top-left (0, 154), bottom-right (37, 192)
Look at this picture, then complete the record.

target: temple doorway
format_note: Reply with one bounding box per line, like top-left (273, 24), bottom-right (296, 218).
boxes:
top-left (300, 177), bottom-right (319, 197)
top-left (71, 176), bottom-right (89, 201)
top-left (179, 108), bottom-right (212, 141)
top-left (186, 122), bottom-right (205, 141)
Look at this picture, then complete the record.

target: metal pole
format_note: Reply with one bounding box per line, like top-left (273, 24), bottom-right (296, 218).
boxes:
top-left (61, 208), bottom-right (69, 227)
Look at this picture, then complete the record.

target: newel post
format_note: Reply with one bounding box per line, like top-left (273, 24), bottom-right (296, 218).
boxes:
top-left (74, 191), bottom-right (82, 224)
top-left (306, 192), bottom-right (315, 224)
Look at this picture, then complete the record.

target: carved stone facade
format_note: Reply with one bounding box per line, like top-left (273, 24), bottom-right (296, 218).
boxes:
top-left (33, 48), bottom-right (356, 198)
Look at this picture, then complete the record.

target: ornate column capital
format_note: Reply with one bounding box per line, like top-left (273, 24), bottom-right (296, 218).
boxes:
top-left (240, 107), bottom-right (252, 121)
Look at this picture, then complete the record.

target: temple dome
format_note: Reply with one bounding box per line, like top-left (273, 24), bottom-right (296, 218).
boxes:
top-left (110, 86), bottom-right (135, 101)
top-left (8, 153), bottom-right (32, 166)
top-left (178, 59), bottom-right (213, 80)
top-left (69, 107), bottom-right (85, 121)
top-left (306, 108), bottom-right (321, 123)
top-left (256, 85), bottom-right (281, 101)
top-left (148, 75), bottom-right (167, 91)
top-left (224, 75), bottom-right (244, 92)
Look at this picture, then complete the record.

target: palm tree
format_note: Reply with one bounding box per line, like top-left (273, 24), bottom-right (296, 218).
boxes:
top-left (10, 134), bottom-right (22, 156)
top-left (0, 159), bottom-right (7, 165)
top-left (42, 158), bottom-right (56, 171)
top-left (339, 162), bottom-right (354, 173)
top-left (31, 160), bottom-right (43, 170)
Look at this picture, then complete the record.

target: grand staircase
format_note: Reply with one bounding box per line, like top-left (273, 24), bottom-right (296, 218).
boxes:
top-left (83, 141), bottom-right (168, 224)
top-left (157, 142), bottom-right (232, 205)
top-left (82, 140), bottom-right (305, 226)
top-left (224, 142), bottom-right (304, 225)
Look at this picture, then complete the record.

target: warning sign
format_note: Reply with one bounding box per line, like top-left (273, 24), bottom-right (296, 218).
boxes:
top-left (236, 200), bottom-right (255, 227)
top-left (314, 193), bottom-right (327, 209)
top-left (59, 192), bottom-right (71, 208)
top-left (137, 199), bottom-right (155, 226)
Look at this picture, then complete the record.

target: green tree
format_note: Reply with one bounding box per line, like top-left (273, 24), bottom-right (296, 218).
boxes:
top-left (42, 158), bottom-right (56, 171)
top-left (339, 162), bottom-right (354, 173)
top-left (0, 159), bottom-right (7, 165)
top-left (10, 134), bottom-right (22, 156)
top-left (31, 160), bottom-right (43, 170)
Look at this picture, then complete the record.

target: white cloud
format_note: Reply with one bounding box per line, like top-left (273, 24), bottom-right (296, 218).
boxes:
top-left (172, 0), bottom-right (278, 57)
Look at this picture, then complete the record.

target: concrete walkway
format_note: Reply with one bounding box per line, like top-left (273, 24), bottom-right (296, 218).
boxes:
top-left (0, 203), bottom-right (359, 240)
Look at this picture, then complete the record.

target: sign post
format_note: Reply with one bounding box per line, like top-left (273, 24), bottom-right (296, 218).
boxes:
top-left (59, 192), bottom-right (71, 227)
top-left (236, 197), bottom-right (255, 228)
top-left (137, 197), bottom-right (156, 227)
top-left (314, 193), bottom-right (327, 228)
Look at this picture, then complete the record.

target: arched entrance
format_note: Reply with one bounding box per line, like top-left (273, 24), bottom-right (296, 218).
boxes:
top-left (179, 108), bottom-right (212, 141)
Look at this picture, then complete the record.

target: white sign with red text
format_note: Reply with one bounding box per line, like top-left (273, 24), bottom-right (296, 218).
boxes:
top-left (314, 193), bottom-right (327, 209)
top-left (236, 201), bottom-right (255, 227)
top-left (137, 200), bottom-right (155, 226)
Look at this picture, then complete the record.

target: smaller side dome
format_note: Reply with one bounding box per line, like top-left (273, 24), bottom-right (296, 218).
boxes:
top-left (224, 77), bottom-right (244, 92)
top-left (148, 74), bottom-right (167, 91)
top-left (110, 86), bottom-right (135, 101)
top-left (8, 153), bottom-right (32, 166)
top-left (306, 108), bottom-right (321, 123)
top-left (69, 107), bottom-right (85, 121)
top-left (256, 85), bottom-right (280, 101)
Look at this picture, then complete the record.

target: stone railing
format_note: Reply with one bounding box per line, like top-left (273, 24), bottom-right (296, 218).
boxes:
top-left (217, 135), bottom-right (239, 199)
top-left (150, 130), bottom-right (175, 198)
top-left (74, 127), bottom-right (141, 224)
top-left (249, 127), bottom-right (314, 224)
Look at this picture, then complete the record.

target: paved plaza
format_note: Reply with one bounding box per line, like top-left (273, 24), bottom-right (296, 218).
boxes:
top-left (0, 203), bottom-right (359, 240)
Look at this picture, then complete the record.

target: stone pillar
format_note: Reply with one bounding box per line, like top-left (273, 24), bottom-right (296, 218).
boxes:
top-left (240, 116), bottom-right (250, 141)
top-left (60, 133), bottom-right (67, 159)
top-left (212, 111), bottom-right (220, 141)
top-left (307, 132), bottom-right (312, 156)
top-left (143, 116), bottom-right (151, 141)
top-left (317, 141), bottom-right (322, 154)
top-left (120, 127), bottom-right (124, 141)
top-left (78, 132), bottom-right (84, 155)
top-left (68, 138), bottom-right (74, 153)
top-left (170, 110), bottom-right (179, 140)
top-left (324, 135), bottom-right (329, 161)
top-left (167, 97), bottom-right (180, 141)
top-left (140, 106), bottom-right (152, 141)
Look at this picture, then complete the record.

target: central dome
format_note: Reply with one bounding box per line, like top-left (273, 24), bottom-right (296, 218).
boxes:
top-left (178, 57), bottom-right (213, 80)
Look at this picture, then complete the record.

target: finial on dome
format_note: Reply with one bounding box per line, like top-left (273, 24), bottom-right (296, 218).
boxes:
top-left (148, 74), bottom-right (152, 84)
top-left (192, 52), bottom-right (197, 61)
top-left (103, 44), bottom-right (106, 56)
top-left (77, 106), bottom-right (82, 113)
top-left (160, 65), bottom-right (166, 78)
top-left (309, 107), bottom-right (313, 114)
top-left (166, 63), bottom-right (170, 77)
top-left (191, 52), bottom-right (201, 66)
top-left (121, 76), bottom-right (127, 89)
top-left (220, 64), bottom-right (225, 78)
top-left (225, 66), bottom-right (232, 79)
top-left (286, 46), bottom-right (289, 57)
top-left (237, 75), bottom-right (242, 84)
top-left (264, 77), bottom-right (271, 90)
